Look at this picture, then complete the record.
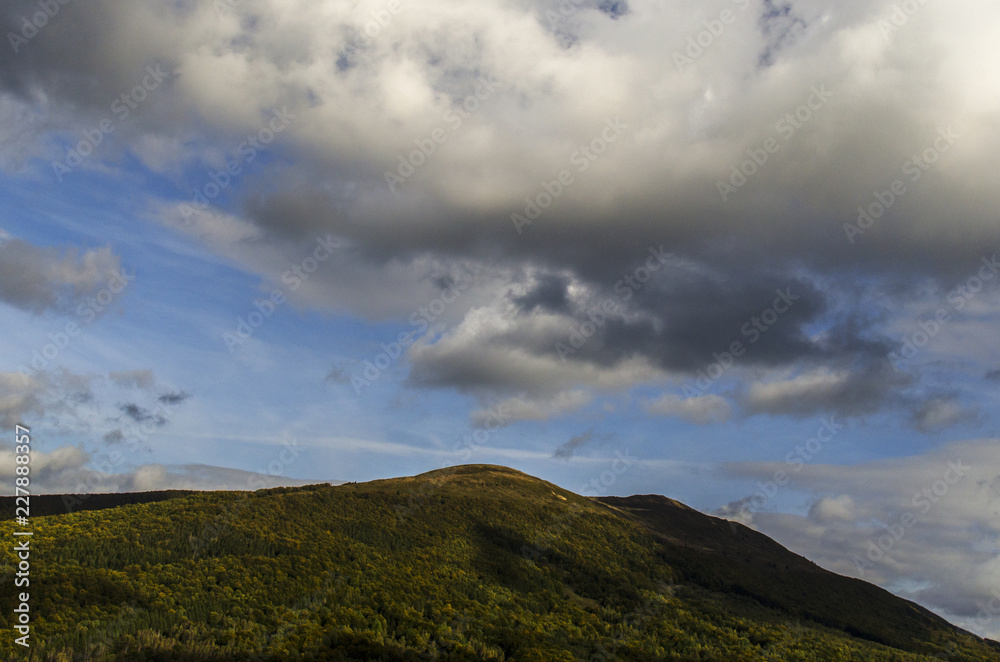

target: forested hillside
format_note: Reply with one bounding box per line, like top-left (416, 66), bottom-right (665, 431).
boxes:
top-left (1, 465), bottom-right (997, 660)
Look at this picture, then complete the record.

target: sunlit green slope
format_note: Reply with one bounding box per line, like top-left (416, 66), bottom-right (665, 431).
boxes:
top-left (1, 464), bottom-right (997, 661)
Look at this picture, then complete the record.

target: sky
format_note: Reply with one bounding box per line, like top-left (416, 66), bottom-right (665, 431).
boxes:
top-left (1, 0), bottom-right (999, 640)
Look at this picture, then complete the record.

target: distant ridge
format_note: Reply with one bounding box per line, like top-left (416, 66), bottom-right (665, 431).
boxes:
top-left (0, 489), bottom-right (196, 517)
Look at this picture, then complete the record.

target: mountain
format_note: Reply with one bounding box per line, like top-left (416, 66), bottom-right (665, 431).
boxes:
top-left (1, 464), bottom-right (997, 661)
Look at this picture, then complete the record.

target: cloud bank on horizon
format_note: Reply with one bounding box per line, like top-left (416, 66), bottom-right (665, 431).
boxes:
top-left (0, 0), bottom-right (999, 640)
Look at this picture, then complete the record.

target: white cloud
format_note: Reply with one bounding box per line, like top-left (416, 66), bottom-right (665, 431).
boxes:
top-left (0, 371), bottom-right (43, 429)
top-left (807, 494), bottom-right (856, 523)
top-left (0, 445), bottom-right (91, 491)
top-left (721, 438), bottom-right (1000, 638)
top-left (472, 390), bottom-right (593, 426)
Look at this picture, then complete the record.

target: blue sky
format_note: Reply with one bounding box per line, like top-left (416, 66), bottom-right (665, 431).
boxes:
top-left (1, 0), bottom-right (1000, 639)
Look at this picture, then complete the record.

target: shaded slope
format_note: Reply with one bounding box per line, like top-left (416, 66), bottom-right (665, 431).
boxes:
top-left (596, 494), bottom-right (994, 655)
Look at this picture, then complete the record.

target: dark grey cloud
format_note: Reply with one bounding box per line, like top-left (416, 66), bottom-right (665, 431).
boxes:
top-left (597, 0), bottom-right (629, 20)
top-left (985, 369), bottom-right (1000, 382)
top-left (103, 429), bottom-right (125, 443)
top-left (157, 391), bottom-right (190, 405)
top-left (325, 364), bottom-right (353, 385)
top-left (513, 273), bottom-right (571, 314)
top-left (410, 266), bottom-right (895, 398)
top-left (741, 363), bottom-right (912, 419)
top-left (117, 403), bottom-right (167, 427)
top-left (593, 272), bottom-right (829, 373)
top-left (552, 430), bottom-right (612, 459)
top-left (757, 0), bottom-right (808, 67)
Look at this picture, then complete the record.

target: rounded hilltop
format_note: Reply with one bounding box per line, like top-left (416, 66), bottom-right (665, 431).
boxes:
top-left (351, 464), bottom-right (589, 504)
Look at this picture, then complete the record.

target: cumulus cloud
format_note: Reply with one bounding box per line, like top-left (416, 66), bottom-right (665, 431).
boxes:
top-left (0, 237), bottom-right (121, 314)
top-left (0, 371), bottom-right (43, 429)
top-left (0, 0), bottom-right (997, 420)
top-left (0, 370), bottom-right (97, 430)
top-left (0, 446), bottom-right (91, 489)
top-left (807, 494), bottom-right (857, 523)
